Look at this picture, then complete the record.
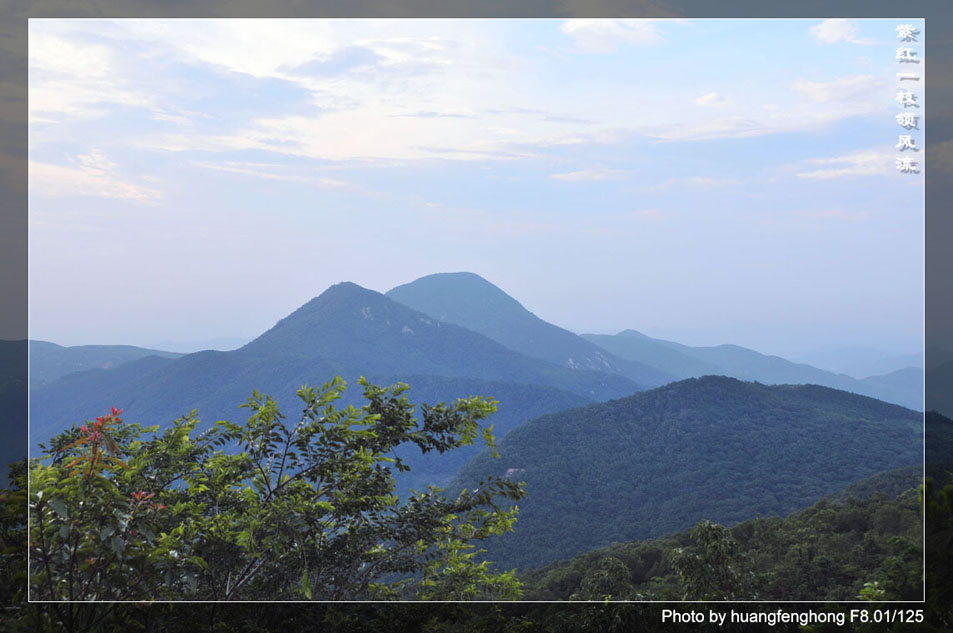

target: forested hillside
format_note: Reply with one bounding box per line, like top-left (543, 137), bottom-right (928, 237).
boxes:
top-left (520, 481), bottom-right (923, 601)
top-left (453, 376), bottom-right (923, 569)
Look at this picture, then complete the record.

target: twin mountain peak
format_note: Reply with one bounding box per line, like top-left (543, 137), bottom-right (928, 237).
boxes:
top-left (242, 273), bottom-right (671, 390)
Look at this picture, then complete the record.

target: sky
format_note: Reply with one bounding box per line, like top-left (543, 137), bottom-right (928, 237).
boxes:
top-left (28, 18), bottom-right (925, 356)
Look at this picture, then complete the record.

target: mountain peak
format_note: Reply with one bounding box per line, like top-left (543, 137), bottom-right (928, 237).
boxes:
top-left (315, 280), bottom-right (374, 300)
top-left (240, 282), bottom-right (397, 355)
top-left (617, 329), bottom-right (651, 340)
top-left (236, 280), bottom-right (640, 401)
top-left (296, 281), bottom-right (392, 315)
top-left (387, 273), bottom-right (674, 387)
top-left (387, 272), bottom-right (527, 320)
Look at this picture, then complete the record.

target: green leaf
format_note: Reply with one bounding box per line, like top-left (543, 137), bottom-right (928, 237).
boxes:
top-left (188, 555), bottom-right (208, 570)
top-left (48, 498), bottom-right (68, 520)
top-left (299, 570), bottom-right (312, 600)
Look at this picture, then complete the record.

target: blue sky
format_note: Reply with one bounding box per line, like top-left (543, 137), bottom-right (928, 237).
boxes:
top-left (28, 18), bottom-right (925, 355)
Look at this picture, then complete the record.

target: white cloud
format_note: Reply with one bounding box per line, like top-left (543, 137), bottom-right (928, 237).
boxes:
top-left (28, 30), bottom-right (153, 121)
top-left (191, 160), bottom-right (356, 190)
top-left (117, 19), bottom-right (339, 80)
top-left (30, 78), bottom-right (153, 122)
top-left (34, 20), bottom-right (564, 163)
top-left (27, 20), bottom-right (899, 169)
top-left (790, 75), bottom-right (882, 103)
top-left (29, 31), bottom-right (114, 78)
top-left (810, 19), bottom-right (858, 44)
top-left (30, 149), bottom-right (161, 202)
top-left (643, 114), bottom-right (796, 142)
top-left (632, 208), bottom-right (660, 219)
top-left (694, 92), bottom-right (730, 107)
top-left (796, 149), bottom-right (893, 180)
top-left (561, 19), bottom-right (664, 52)
top-left (648, 176), bottom-right (742, 191)
top-left (137, 106), bottom-right (615, 163)
top-left (550, 168), bottom-right (630, 181)
top-left (645, 77), bottom-right (884, 143)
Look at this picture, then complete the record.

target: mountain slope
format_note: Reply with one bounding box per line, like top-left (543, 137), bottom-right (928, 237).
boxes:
top-left (386, 273), bottom-right (674, 387)
top-left (520, 484), bottom-right (921, 601)
top-left (28, 340), bottom-right (183, 387)
top-left (581, 330), bottom-right (725, 378)
top-left (584, 330), bottom-right (922, 410)
top-left (242, 281), bottom-right (641, 400)
top-left (29, 282), bottom-right (632, 493)
top-left (28, 350), bottom-right (591, 494)
top-left (789, 346), bottom-right (922, 379)
top-left (452, 376), bottom-right (923, 570)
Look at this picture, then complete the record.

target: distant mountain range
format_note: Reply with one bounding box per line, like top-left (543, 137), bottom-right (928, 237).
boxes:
top-left (581, 330), bottom-right (922, 410)
top-left (384, 273), bottom-right (921, 410)
top-left (141, 337), bottom-right (251, 354)
top-left (28, 340), bottom-right (183, 387)
top-left (788, 346), bottom-right (922, 379)
top-left (451, 376), bottom-right (923, 570)
top-left (26, 272), bottom-right (928, 498)
top-left (29, 273), bottom-right (923, 414)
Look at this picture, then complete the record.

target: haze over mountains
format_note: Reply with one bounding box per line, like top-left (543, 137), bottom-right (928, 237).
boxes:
top-left (582, 330), bottom-right (923, 410)
top-left (28, 341), bottom-right (183, 387)
top-left (28, 282), bottom-right (635, 492)
top-left (26, 271), bottom-right (926, 507)
top-left (29, 272), bottom-right (925, 443)
top-left (788, 346), bottom-right (923, 379)
top-left (17, 271), bottom-right (935, 582)
top-left (386, 273), bottom-right (922, 411)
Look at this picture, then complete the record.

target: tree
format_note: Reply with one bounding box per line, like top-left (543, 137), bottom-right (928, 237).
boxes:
top-left (669, 520), bottom-right (755, 600)
top-left (28, 376), bottom-right (524, 603)
top-left (571, 556), bottom-right (634, 601)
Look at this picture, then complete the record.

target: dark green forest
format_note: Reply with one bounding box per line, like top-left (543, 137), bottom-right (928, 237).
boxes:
top-left (520, 476), bottom-right (923, 601)
top-left (453, 376), bottom-right (922, 569)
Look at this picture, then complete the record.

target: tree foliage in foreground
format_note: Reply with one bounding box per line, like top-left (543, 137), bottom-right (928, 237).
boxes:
top-left (4, 473), bottom-right (953, 631)
top-left (28, 377), bottom-right (524, 602)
